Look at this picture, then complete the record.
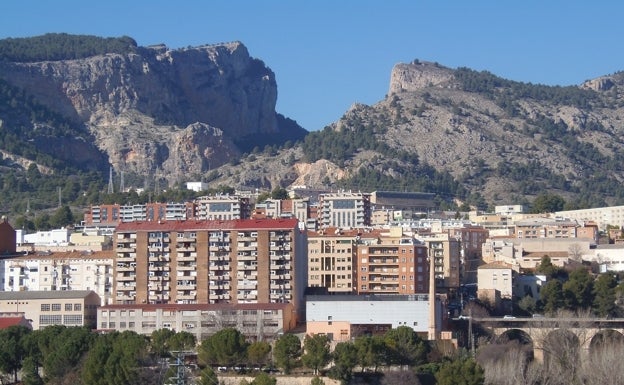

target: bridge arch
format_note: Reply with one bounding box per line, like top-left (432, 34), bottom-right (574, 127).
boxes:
top-left (589, 329), bottom-right (624, 353)
top-left (496, 328), bottom-right (532, 345)
top-left (541, 329), bottom-right (580, 369)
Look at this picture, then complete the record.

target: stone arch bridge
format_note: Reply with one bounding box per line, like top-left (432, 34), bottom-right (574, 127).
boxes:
top-left (471, 317), bottom-right (624, 360)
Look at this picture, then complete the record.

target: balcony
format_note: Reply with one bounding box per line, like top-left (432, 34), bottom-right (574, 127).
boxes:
top-left (237, 264), bottom-right (257, 271)
top-left (148, 256), bottom-right (170, 262)
top-left (270, 283), bottom-right (292, 290)
top-left (149, 266), bottom-right (170, 272)
top-left (177, 283), bottom-right (196, 290)
top-left (177, 293), bottom-right (196, 300)
top-left (209, 255), bottom-right (231, 262)
top-left (116, 275), bottom-right (135, 282)
top-left (116, 265), bottom-right (134, 272)
top-left (209, 264), bottom-right (231, 271)
top-left (177, 264), bottom-right (197, 271)
top-left (177, 246), bottom-right (196, 252)
top-left (209, 293), bottom-right (231, 300)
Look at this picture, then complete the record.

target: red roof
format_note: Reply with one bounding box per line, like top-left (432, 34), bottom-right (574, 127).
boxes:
top-left (0, 317), bottom-right (28, 329)
top-left (116, 218), bottom-right (299, 232)
top-left (99, 302), bottom-right (292, 311)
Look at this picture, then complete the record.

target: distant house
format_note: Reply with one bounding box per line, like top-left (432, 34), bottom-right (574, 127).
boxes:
top-left (477, 262), bottom-right (514, 305)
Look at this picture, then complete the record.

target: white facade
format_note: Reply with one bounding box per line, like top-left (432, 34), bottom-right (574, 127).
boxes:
top-left (186, 182), bottom-right (208, 192)
top-left (1, 252), bottom-right (114, 305)
top-left (195, 195), bottom-right (248, 220)
top-left (556, 205), bottom-right (624, 231)
top-left (585, 245), bottom-right (624, 273)
top-left (495, 205), bottom-right (525, 215)
top-left (319, 192), bottom-right (370, 228)
top-left (23, 229), bottom-right (71, 246)
top-left (306, 294), bottom-right (435, 333)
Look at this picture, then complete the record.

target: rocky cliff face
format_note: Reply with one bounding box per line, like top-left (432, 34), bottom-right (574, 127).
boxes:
top-left (0, 41), bottom-right (298, 183)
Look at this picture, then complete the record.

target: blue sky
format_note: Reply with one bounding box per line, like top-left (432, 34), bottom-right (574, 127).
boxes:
top-left (2, 1), bottom-right (623, 132)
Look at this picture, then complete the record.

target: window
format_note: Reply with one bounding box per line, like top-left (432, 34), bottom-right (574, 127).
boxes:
top-left (120, 322), bottom-right (127, 328)
top-left (129, 322), bottom-right (135, 328)
top-left (74, 303), bottom-right (82, 311)
top-left (63, 315), bottom-right (83, 325)
top-left (65, 303), bottom-right (73, 311)
top-left (40, 315), bottom-right (62, 325)
top-left (51, 304), bottom-right (61, 311)
top-left (41, 304), bottom-right (51, 311)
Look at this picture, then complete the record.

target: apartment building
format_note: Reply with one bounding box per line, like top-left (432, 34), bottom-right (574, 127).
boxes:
top-left (356, 228), bottom-right (430, 294)
top-left (253, 198), bottom-right (311, 224)
top-left (369, 191), bottom-right (435, 212)
top-left (84, 202), bottom-right (193, 226)
top-left (194, 195), bottom-right (251, 220)
top-left (98, 302), bottom-right (295, 341)
top-left (447, 225), bottom-right (489, 284)
top-left (1, 251), bottom-right (115, 305)
top-left (419, 234), bottom-right (461, 293)
top-left (113, 218), bottom-right (306, 322)
top-left (0, 290), bottom-right (100, 330)
top-left (556, 205), bottom-right (624, 231)
top-left (318, 191), bottom-right (371, 228)
top-left (307, 228), bottom-right (363, 293)
top-left (515, 217), bottom-right (581, 239)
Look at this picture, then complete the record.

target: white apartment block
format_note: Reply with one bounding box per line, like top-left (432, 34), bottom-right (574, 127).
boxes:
top-left (318, 191), bottom-right (371, 229)
top-left (1, 251), bottom-right (114, 305)
top-left (194, 194), bottom-right (251, 220)
top-left (556, 205), bottom-right (624, 231)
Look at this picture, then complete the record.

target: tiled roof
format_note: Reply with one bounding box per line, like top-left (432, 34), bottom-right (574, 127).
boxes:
top-left (0, 290), bottom-right (96, 300)
top-left (0, 317), bottom-right (27, 329)
top-left (5, 250), bottom-right (114, 261)
top-left (99, 302), bottom-right (292, 311)
top-left (116, 218), bottom-right (299, 232)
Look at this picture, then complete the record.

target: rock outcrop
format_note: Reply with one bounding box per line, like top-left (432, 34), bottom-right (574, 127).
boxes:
top-left (0, 40), bottom-right (302, 184)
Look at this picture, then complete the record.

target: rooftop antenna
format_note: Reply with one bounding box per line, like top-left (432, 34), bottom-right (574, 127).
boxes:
top-left (107, 167), bottom-right (114, 194)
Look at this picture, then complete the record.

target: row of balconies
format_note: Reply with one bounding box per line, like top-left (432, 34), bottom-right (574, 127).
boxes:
top-left (237, 293), bottom-right (258, 300)
top-left (270, 235), bottom-right (291, 242)
top-left (209, 265), bottom-right (231, 271)
top-left (209, 255), bottom-right (231, 261)
top-left (148, 266), bottom-right (170, 272)
top-left (148, 256), bottom-right (170, 262)
top-left (209, 293), bottom-right (231, 300)
top-left (270, 283), bottom-right (291, 290)
top-left (368, 258), bottom-right (399, 264)
top-left (176, 246), bottom-right (196, 252)
top-left (149, 237), bottom-right (170, 243)
top-left (237, 272), bottom-right (258, 280)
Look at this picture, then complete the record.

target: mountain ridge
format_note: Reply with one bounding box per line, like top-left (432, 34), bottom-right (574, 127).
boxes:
top-left (2, 34), bottom-right (624, 215)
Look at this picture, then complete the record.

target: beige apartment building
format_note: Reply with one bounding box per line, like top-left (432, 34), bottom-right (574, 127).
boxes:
top-left (113, 218), bottom-right (307, 322)
top-left (420, 234), bottom-right (461, 293)
top-left (0, 290), bottom-right (100, 330)
top-left (357, 228), bottom-right (430, 294)
top-left (307, 228), bottom-right (362, 293)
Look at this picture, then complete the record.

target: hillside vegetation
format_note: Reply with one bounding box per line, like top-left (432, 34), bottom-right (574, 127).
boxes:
top-left (2, 35), bottom-right (624, 220)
